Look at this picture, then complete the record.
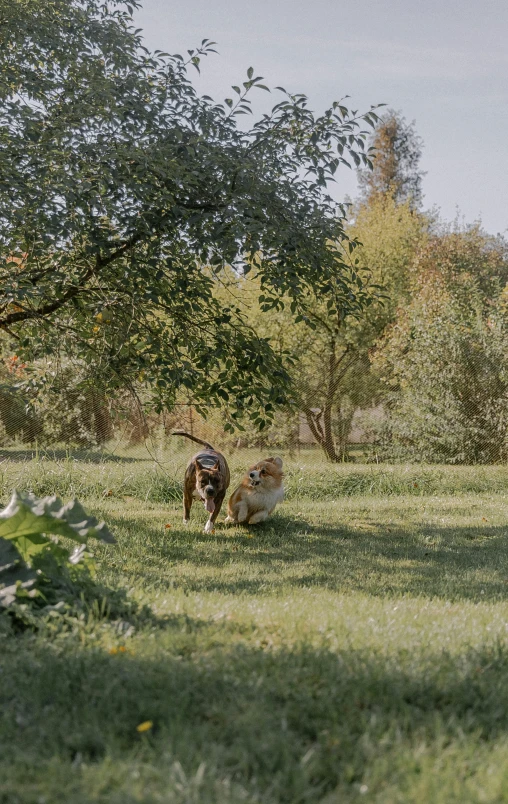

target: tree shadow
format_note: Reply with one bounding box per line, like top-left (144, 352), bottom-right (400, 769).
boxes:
top-left (104, 511), bottom-right (508, 603)
top-left (2, 624), bottom-right (508, 802)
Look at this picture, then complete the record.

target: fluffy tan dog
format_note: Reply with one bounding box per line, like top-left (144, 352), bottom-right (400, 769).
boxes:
top-left (226, 457), bottom-right (284, 525)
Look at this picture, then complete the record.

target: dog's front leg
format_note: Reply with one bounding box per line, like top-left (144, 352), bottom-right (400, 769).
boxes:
top-left (233, 500), bottom-right (249, 524)
top-left (183, 484), bottom-right (193, 525)
top-left (204, 490), bottom-right (225, 534)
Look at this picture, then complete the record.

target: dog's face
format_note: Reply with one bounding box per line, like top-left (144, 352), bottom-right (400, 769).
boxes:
top-left (195, 461), bottom-right (222, 512)
top-left (246, 456), bottom-right (283, 489)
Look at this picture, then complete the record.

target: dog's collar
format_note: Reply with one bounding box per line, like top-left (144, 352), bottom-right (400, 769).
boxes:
top-left (196, 454), bottom-right (217, 469)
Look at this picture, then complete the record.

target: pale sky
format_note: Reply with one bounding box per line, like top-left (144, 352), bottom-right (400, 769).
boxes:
top-left (134, 0), bottom-right (508, 235)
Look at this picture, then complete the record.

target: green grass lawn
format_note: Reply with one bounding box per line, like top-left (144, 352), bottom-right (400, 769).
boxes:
top-left (2, 451), bottom-right (508, 803)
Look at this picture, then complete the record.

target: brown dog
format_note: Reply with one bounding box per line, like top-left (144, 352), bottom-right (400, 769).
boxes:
top-left (172, 432), bottom-right (230, 533)
top-left (226, 457), bottom-right (284, 525)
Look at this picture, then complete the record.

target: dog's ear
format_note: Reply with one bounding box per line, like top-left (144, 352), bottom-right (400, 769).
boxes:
top-left (267, 456), bottom-right (283, 469)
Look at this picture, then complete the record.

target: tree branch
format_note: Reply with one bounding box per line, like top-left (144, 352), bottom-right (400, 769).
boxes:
top-left (303, 406), bottom-right (324, 444)
top-left (0, 259), bottom-right (98, 327)
top-left (0, 230), bottom-right (150, 328)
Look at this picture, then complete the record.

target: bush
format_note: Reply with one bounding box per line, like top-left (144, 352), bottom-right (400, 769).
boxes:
top-left (375, 228), bottom-right (508, 463)
top-left (0, 491), bottom-right (114, 628)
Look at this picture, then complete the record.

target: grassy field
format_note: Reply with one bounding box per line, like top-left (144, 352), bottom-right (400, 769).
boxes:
top-left (2, 449), bottom-right (508, 803)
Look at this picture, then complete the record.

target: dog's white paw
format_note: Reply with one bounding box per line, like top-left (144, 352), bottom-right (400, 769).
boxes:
top-left (224, 515), bottom-right (234, 524)
top-left (204, 519), bottom-right (215, 534)
top-left (248, 510), bottom-right (269, 525)
top-left (183, 518), bottom-right (189, 525)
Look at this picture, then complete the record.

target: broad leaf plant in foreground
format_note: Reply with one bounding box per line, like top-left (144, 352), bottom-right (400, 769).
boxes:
top-left (0, 490), bottom-right (114, 608)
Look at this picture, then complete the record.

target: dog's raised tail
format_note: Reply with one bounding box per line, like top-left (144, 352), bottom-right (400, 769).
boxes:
top-left (171, 431), bottom-right (215, 451)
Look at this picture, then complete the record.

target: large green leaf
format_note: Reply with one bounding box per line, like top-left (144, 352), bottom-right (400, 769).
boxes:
top-left (0, 537), bottom-right (37, 608)
top-left (0, 492), bottom-right (115, 544)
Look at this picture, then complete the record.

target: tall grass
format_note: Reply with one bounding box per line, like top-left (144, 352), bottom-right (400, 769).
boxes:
top-left (2, 448), bottom-right (508, 505)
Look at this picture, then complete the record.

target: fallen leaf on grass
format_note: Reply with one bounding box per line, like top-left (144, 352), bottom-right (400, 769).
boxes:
top-left (136, 721), bottom-right (153, 733)
top-left (103, 489), bottom-right (113, 497)
top-left (164, 523), bottom-right (171, 529)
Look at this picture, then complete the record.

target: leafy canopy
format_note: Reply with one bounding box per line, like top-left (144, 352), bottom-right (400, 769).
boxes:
top-left (0, 0), bottom-right (380, 425)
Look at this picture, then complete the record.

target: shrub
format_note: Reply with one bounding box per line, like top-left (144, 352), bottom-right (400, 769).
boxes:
top-left (375, 228), bottom-right (508, 463)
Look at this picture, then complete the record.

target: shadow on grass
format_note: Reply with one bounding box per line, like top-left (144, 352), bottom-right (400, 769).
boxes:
top-left (0, 448), bottom-right (141, 464)
top-left (1, 622), bottom-right (508, 803)
top-left (104, 511), bottom-right (508, 603)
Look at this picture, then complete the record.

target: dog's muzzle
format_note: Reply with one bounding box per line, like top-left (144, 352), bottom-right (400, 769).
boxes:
top-left (249, 472), bottom-right (260, 487)
top-left (203, 485), bottom-right (216, 514)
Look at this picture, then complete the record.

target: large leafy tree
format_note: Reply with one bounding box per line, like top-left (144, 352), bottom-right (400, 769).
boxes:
top-left (0, 0), bottom-right (380, 428)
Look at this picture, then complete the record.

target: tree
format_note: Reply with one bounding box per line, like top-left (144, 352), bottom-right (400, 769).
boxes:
top-left (282, 197), bottom-right (428, 461)
top-left (0, 0), bottom-right (381, 430)
top-left (349, 194), bottom-right (429, 320)
top-left (218, 257), bottom-right (385, 462)
top-left (374, 227), bottom-right (508, 463)
top-left (357, 110), bottom-right (425, 208)
top-left (216, 196), bottom-right (429, 461)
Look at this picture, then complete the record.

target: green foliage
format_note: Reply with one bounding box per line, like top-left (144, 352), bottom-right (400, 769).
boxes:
top-left (220, 196), bottom-right (429, 460)
top-left (0, 358), bottom-right (39, 444)
top-left (357, 109), bottom-right (425, 207)
top-left (0, 0), bottom-right (380, 425)
top-left (375, 227), bottom-right (508, 463)
top-left (0, 537), bottom-right (37, 608)
top-left (0, 490), bottom-right (114, 612)
top-left (350, 193), bottom-right (430, 314)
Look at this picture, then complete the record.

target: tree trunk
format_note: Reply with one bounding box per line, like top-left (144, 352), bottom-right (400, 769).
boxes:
top-left (322, 342), bottom-right (339, 461)
top-left (303, 406), bottom-right (339, 462)
top-left (302, 335), bottom-right (360, 462)
top-left (91, 391), bottom-right (113, 445)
